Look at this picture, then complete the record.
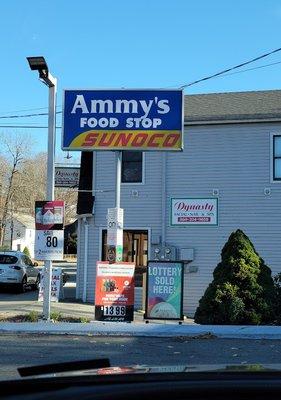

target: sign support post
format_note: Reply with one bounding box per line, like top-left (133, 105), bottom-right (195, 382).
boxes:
top-left (115, 151), bottom-right (122, 262)
top-left (43, 79), bottom-right (57, 321)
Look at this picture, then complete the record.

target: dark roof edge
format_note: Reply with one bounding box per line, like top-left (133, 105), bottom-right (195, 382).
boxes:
top-left (184, 118), bottom-right (281, 126)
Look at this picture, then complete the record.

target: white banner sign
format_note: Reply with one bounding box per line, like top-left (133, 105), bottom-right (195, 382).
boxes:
top-left (35, 230), bottom-right (64, 260)
top-left (107, 207), bottom-right (124, 229)
top-left (171, 198), bottom-right (218, 226)
top-left (38, 268), bottom-right (62, 302)
top-left (107, 207), bottom-right (123, 247)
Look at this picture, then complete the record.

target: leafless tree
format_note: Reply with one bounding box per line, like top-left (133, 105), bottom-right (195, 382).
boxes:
top-left (0, 134), bottom-right (31, 246)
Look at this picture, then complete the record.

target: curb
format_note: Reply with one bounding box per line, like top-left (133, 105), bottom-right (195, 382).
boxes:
top-left (1, 322), bottom-right (281, 339)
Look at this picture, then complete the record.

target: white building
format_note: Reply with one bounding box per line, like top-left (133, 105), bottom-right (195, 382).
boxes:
top-left (75, 90), bottom-right (281, 317)
top-left (4, 213), bottom-right (35, 258)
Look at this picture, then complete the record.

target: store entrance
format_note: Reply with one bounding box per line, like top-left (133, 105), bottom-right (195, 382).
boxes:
top-left (102, 230), bottom-right (148, 287)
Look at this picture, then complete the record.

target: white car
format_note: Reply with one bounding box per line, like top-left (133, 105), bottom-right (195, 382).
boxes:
top-left (0, 251), bottom-right (40, 293)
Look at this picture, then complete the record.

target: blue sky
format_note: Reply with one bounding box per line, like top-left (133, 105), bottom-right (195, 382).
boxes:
top-left (1, 0), bottom-right (281, 160)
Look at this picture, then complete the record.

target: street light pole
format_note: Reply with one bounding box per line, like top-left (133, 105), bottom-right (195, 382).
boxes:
top-left (43, 74), bottom-right (57, 321)
top-left (27, 57), bottom-right (57, 321)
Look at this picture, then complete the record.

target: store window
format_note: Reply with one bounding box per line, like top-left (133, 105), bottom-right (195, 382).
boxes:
top-left (121, 151), bottom-right (143, 183)
top-left (273, 135), bottom-right (281, 181)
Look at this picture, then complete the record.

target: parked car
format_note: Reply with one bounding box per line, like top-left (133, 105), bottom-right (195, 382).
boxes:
top-left (0, 251), bottom-right (40, 292)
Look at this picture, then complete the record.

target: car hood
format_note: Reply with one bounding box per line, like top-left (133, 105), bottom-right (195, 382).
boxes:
top-left (29, 363), bottom-right (281, 378)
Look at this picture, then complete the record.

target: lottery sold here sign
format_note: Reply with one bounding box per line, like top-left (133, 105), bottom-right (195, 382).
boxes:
top-left (62, 89), bottom-right (183, 151)
top-left (145, 261), bottom-right (184, 321)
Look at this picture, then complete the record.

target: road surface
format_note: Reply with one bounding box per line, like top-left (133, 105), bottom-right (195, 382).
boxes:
top-left (1, 335), bottom-right (281, 380)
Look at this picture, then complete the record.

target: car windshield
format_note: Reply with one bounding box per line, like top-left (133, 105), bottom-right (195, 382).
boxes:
top-left (1, 0), bottom-right (281, 390)
top-left (0, 256), bottom-right (18, 264)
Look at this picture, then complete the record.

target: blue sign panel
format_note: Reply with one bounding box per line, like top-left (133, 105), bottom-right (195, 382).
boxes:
top-left (62, 89), bottom-right (183, 151)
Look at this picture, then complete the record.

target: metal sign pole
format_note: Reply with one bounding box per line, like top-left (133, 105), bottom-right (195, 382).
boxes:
top-left (115, 151), bottom-right (121, 210)
top-left (115, 151), bottom-right (122, 262)
top-left (43, 79), bottom-right (57, 321)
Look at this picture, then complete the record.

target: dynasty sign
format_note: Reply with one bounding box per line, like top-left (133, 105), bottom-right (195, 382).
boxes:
top-left (171, 198), bottom-right (218, 226)
top-left (62, 89), bottom-right (183, 151)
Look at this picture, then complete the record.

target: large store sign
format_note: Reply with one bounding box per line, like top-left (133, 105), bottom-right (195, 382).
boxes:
top-left (171, 198), bottom-right (218, 226)
top-left (145, 261), bottom-right (184, 320)
top-left (62, 89), bottom-right (183, 151)
top-left (95, 262), bottom-right (135, 322)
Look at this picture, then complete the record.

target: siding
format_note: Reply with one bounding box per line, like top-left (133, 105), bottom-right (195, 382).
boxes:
top-left (77, 122), bottom-right (281, 317)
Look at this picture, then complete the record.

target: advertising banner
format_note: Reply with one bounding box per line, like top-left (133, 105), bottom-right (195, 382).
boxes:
top-left (34, 201), bottom-right (64, 260)
top-left (38, 268), bottom-right (62, 302)
top-left (55, 165), bottom-right (80, 188)
top-left (171, 198), bottom-right (218, 226)
top-left (35, 200), bottom-right (64, 230)
top-left (145, 261), bottom-right (184, 320)
top-left (95, 262), bottom-right (135, 322)
top-left (62, 89), bottom-right (183, 151)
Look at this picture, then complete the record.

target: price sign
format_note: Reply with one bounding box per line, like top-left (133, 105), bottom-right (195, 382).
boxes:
top-left (95, 261), bottom-right (135, 322)
top-left (34, 200), bottom-right (65, 261)
top-left (103, 305), bottom-right (126, 316)
top-left (35, 230), bottom-right (64, 261)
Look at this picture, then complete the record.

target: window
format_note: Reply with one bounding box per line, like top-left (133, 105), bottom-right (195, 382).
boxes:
top-left (0, 255), bottom-right (18, 264)
top-left (273, 135), bottom-right (281, 180)
top-left (121, 151), bottom-right (143, 183)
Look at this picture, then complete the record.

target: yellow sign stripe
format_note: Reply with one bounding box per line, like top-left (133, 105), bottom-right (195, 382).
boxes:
top-left (70, 130), bottom-right (182, 149)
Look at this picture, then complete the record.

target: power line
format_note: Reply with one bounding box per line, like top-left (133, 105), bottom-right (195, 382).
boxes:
top-left (0, 125), bottom-right (62, 129)
top-left (0, 111), bottom-right (62, 119)
top-left (180, 46), bottom-right (281, 89)
top-left (0, 105), bottom-right (62, 115)
top-left (210, 60), bottom-right (281, 78)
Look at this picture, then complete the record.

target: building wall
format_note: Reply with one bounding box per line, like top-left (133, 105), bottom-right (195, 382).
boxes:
top-left (77, 122), bottom-right (281, 316)
top-left (3, 220), bottom-right (35, 258)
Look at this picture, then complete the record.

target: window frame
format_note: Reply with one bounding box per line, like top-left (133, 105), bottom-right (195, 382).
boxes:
top-left (121, 151), bottom-right (145, 185)
top-left (271, 133), bottom-right (281, 182)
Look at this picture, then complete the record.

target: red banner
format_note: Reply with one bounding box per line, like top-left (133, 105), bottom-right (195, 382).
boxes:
top-left (95, 261), bottom-right (135, 322)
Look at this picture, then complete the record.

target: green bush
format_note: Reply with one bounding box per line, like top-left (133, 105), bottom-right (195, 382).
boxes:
top-left (273, 273), bottom-right (281, 324)
top-left (194, 229), bottom-right (276, 325)
top-left (23, 246), bottom-right (31, 258)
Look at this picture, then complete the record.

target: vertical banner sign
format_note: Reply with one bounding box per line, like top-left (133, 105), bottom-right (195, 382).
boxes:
top-left (62, 89), bottom-right (184, 151)
top-left (145, 261), bottom-right (184, 320)
top-left (95, 261), bottom-right (135, 322)
top-left (107, 208), bottom-right (123, 262)
top-left (34, 201), bottom-right (64, 260)
top-left (38, 268), bottom-right (62, 302)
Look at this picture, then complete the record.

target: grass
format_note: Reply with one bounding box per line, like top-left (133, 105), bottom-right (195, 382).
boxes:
top-left (26, 311), bottom-right (39, 322)
top-left (0, 312), bottom-right (91, 323)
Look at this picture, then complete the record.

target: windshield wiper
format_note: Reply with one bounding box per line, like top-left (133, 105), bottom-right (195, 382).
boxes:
top-left (18, 358), bottom-right (110, 377)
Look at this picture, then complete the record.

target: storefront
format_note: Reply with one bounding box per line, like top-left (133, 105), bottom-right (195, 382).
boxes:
top-left (75, 90), bottom-right (281, 316)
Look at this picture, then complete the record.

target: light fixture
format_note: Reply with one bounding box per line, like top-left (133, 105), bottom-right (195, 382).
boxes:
top-left (27, 56), bottom-right (55, 88)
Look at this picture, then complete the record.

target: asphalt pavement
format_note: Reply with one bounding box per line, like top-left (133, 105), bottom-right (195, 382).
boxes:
top-left (1, 334), bottom-right (281, 381)
top-left (0, 262), bottom-right (94, 319)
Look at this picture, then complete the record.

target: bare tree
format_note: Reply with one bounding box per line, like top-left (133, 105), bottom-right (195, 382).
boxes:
top-left (0, 134), bottom-right (30, 246)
